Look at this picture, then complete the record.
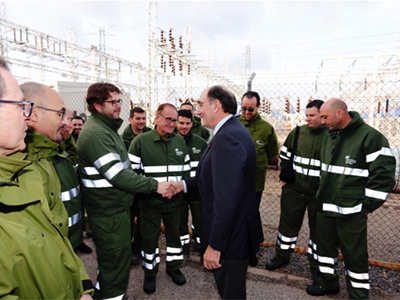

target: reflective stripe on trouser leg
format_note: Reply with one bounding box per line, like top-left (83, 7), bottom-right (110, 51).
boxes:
top-left (179, 199), bottom-right (191, 255)
top-left (90, 211), bottom-right (132, 299)
top-left (140, 208), bottom-right (162, 276)
top-left (306, 194), bottom-right (318, 273)
top-left (338, 212), bottom-right (369, 299)
top-left (316, 212), bottom-right (340, 291)
top-left (163, 207), bottom-right (184, 271)
top-left (275, 185), bottom-right (308, 263)
top-left (189, 197), bottom-right (202, 246)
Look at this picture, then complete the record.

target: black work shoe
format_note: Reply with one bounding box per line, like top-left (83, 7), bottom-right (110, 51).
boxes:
top-left (265, 257), bottom-right (287, 270)
top-left (306, 282), bottom-right (340, 296)
top-left (249, 253), bottom-right (258, 267)
top-left (166, 269), bottom-right (186, 285)
top-left (143, 276), bottom-right (156, 294)
top-left (77, 242), bottom-right (93, 254)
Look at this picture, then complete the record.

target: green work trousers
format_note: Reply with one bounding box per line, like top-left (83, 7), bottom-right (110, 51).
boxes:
top-left (131, 197), bottom-right (142, 256)
top-left (316, 211), bottom-right (369, 299)
top-left (140, 207), bottom-right (183, 276)
top-left (179, 195), bottom-right (202, 255)
top-left (90, 210), bottom-right (131, 299)
top-left (275, 184), bottom-right (318, 273)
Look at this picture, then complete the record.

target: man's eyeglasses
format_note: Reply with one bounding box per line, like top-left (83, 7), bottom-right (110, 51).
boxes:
top-left (104, 99), bottom-right (122, 107)
top-left (160, 114), bottom-right (178, 124)
top-left (0, 100), bottom-right (34, 117)
top-left (241, 106), bottom-right (258, 113)
top-left (36, 106), bottom-right (66, 120)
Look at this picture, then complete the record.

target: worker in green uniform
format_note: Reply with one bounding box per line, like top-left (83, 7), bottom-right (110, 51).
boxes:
top-left (121, 107), bottom-right (151, 265)
top-left (129, 103), bottom-right (190, 294)
top-left (0, 57), bottom-right (94, 299)
top-left (266, 100), bottom-right (326, 283)
top-left (20, 82), bottom-right (70, 238)
top-left (306, 98), bottom-right (395, 299)
top-left (52, 108), bottom-right (92, 254)
top-left (180, 101), bottom-right (210, 140)
top-left (77, 83), bottom-right (174, 300)
top-left (175, 109), bottom-right (207, 266)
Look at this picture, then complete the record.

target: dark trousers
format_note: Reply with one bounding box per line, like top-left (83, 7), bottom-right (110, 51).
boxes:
top-left (213, 256), bottom-right (250, 299)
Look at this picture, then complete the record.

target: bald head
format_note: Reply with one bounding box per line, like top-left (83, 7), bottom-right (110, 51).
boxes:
top-left (21, 82), bottom-right (67, 142)
top-left (320, 98), bottom-right (352, 130)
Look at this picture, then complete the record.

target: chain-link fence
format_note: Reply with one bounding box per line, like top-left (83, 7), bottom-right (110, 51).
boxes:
top-left (61, 79), bottom-right (400, 265)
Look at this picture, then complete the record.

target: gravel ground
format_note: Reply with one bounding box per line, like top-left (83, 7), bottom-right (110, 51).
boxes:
top-left (77, 234), bottom-right (400, 300)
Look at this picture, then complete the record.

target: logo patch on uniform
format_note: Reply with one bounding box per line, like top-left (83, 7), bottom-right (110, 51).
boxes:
top-left (256, 140), bottom-right (264, 146)
top-left (175, 148), bottom-right (183, 156)
top-left (345, 155), bottom-right (356, 165)
top-left (192, 147), bottom-right (201, 154)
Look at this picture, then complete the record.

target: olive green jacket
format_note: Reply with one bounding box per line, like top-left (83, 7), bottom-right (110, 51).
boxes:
top-left (192, 116), bottom-right (210, 141)
top-left (23, 129), bottom-right (69, 237)
top-left (121, 124), bottom-right (151, 150)
top-left (239, 113), bottom-right (279, 191)
top-left (0, 152), bottom-right (93, 299)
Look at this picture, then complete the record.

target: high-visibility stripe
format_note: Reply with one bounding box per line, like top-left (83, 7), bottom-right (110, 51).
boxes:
top-left (180, 234), bottom-right (190, 240)
top-left (93, 153), bottom-right (121, 169)
top-left (141, 248), bottom-right (159, 261)
top-left (191, 161), bottom-right (199, 168)
top-left (144, 166), bottom-right (167, 173)
top-left (168, 176), bottom-right (183, 182)
top-left (183, 163), bottom-right (191, 171)
top-left (123, 159), bottom-right (131, 169)
top-left (103, 293), bottom-right (125, 300)
top-left (131, 164), bottom-right (142, 170)
top-left (142, 257), bottom-right (160, 270)
top-left (153, 177), bottom-right (167, 182)
top-left (81, 179), bottom-right (112, 188)
top-left (68, 211), bottom-right (82, 227)
top-left (129, 153), bottom-right (141, 164)
top-left (279, 154), bottom-right (290, 161)
top-left (191, 224), bottom-right (195, 230)
top-left (318, 255), bottom-right (336, 265)
top-left (347, 269), bottom-right (369, 280)
top-left (95, 281), bottom-right (100, 290)
top-left (190, 171), bottom-right (196, 177)
top-left (277, 240), bottom-right (295, 250)
top-left (319, 266), bottom-right (335, 274)
top-left (167, 246), bottom-right (183, 254)
top-left (180, 234), bottom-right (190, 246)
top-left (366, 147), bottom-right (393, 162)
top-left (321, 163), bottom-right (369, 177)
top-left (166, 255), bottom-right (184, 262)
top-left (169, 165), bottom-right (184, 172)
top-left (350, 281), bottom-right (370, 290)
top-left (278, 232), bottom-right (297, 242)
top-left (323, 203), bottom-right (363, 215)
top-left (104, 162), bottom-right (125, 180)
top-left (61, 186), bottom-right (80, 202)
top-left (184, 154), bottom-right (190, 162)
top-left (365, 188), bottom-right (389, 201)
top-left (196, 237), bottom-right (201, 244)
top-left (310, 159), bottom-right (321, 167)
top-left (80, 166), bottom-right (99, 175)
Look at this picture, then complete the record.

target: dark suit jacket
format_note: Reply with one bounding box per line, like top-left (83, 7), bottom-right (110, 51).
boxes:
top-left (186, 116), bottom-right (264, 259)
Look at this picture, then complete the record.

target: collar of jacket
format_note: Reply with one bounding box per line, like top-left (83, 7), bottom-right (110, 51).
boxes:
top-left (239, 112), bottom-right (261, 126)
top-left (92, 111), bottom-right (123, 132)
top-left (24, 129), bottom-right (60, 159)
top-left (328, 111), bottom-right (363, 137)
top-left (193, 116), bottom-right (202, 127)
top-left (309, 124), bottom-right (327, 134)
top-left (0, 152), bottom-right (31, 184)
top-left (151, 126), bottom-right (177, 142)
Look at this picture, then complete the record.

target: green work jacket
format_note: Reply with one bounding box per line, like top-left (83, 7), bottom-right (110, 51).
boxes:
top-left (0, 152), bottom-right (93, 299)
top-left (77, 112), bottom-right (158, 217)
top-left (49, 149), bottom-right (83, 249)
top-left (121, 124), bottom-right (151, 150)
top-left (318, 111), bottom-right (396, 217)
top-left (23, 129), bottom-right (69, 237)
top-left (239, 113), bottom-right (279, 191)
top-left (280, 124), bottom-right (327, 196)
top-left (192, 116), bottom-right (210, 141)
top-left (129, 127), bottom-right (190, 212)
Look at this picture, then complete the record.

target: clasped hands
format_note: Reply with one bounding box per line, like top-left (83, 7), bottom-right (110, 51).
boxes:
top-left (157, 181), bottom-right (184, 198)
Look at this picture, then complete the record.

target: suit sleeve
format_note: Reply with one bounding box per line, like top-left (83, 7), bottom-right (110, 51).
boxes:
top-left (363, 131), bottom-right (396, 213)
top-left (208, 133), bottom-right (247, 252)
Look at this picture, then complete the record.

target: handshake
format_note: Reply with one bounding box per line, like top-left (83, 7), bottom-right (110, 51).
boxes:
top-left (157, 181), bottom-right (184, 198)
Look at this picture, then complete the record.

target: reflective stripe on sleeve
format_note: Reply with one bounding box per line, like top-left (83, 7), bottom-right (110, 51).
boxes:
top-left (93, 153), bottom-right (121, 169)
top-left (61, 186), bottom-right (80, 202)
top-left (128, 153), bottom-right (141, 164)
top-left (81, 178), bottom-right (112, 188)
top-left (365, 188), bottom-right (389, 201)
top-left (322, 203), bottom-right (363, 215)
top-left (68, 211), bottom-right (83, 227)
top-left (366, 147), bottom-right (393, 163)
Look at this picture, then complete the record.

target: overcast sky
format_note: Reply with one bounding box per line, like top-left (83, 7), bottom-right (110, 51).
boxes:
top-left (3, 1), bottom-right (400, 79)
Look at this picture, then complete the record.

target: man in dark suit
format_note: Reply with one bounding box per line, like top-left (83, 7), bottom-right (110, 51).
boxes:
top-left (171, 85), bottom-right (264, 299)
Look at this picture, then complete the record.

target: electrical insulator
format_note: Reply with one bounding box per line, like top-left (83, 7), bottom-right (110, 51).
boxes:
top-left (160, 56), bottom-right (163, 68)
top-left (169, 28), bottom-right (172, 41)
top-left (179, 61), bottom-right (182, 72)
top-left (286, 99), bottom-right (290, 114)
top-left (297, 97), bottom-right (300, 113)
top-left (188, 65), bottom-right (190, 75)
top-left (161, 30), bottom-right (164, 42)
top-left (20, 29), bottom-right (23, 42)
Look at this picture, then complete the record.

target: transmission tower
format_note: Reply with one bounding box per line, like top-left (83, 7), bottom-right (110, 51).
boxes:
top-left (245, 44), bottom-right (251, 79)
top-left (183, 23), bottom-right (192, 99)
